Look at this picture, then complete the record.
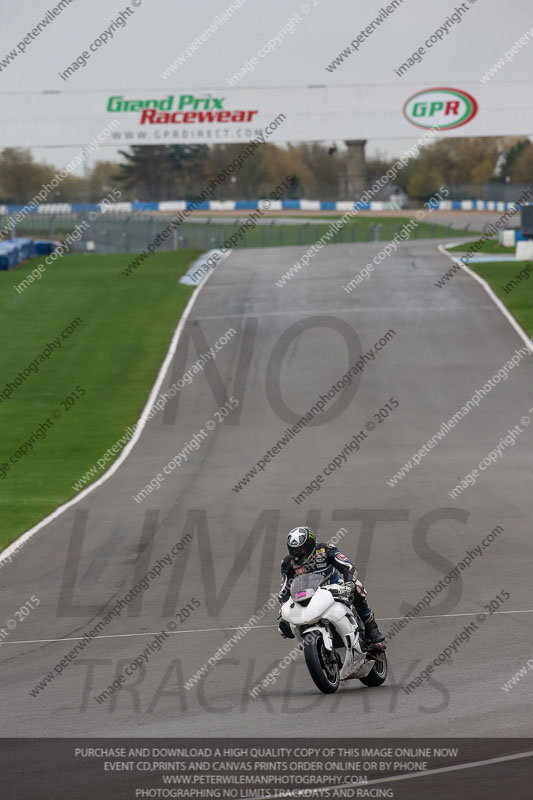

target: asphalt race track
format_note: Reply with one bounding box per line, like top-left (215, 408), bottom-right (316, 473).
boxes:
top-left (1, 241), bottom-right (533, 787)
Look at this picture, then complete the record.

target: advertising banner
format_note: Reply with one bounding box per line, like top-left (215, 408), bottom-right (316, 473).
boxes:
top-left (1, 83), bottom-right (531, 146)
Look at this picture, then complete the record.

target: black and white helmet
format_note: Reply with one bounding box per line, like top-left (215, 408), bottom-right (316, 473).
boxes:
top-left (287, 526), bottom-right (316, 563)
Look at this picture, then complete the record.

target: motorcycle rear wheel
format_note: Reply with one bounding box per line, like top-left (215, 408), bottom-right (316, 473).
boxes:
top-left (303, 631), bottom-right (340, 694)
top-left (359, 652), bottom-right (388, 687)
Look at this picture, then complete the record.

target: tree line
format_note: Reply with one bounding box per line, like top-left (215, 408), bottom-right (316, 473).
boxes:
top-left (0, 136), bottom-right (531, 205)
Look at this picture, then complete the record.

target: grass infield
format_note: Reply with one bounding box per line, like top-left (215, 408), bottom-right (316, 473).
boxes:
top-left (204, 216), bottom-right (463, 246)
top-left (471, 260), bottom-right (533, 339)
top-left (0, 250), bottom-right (199, 551)
top-left (447, 238), bottom-right (515, 255)
top-left (12, 214), bottom-right (465, 250)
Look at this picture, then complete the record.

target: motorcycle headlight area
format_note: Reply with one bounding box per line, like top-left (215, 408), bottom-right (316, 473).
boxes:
top-left (294, 588), bottom-right (316, 604)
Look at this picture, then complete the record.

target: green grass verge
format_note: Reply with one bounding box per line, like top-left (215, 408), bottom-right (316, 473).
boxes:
top-left (0, 249), bottom-right (199, 551)
top-left (447, 238), bottom-right (515, 254)
top-left (470, 261), bottom-right (533, 338)
top-left (222, 216), bottom-right (463, 245)
top-left (176, 216), bottom-right (465, 249)
top-left (11, 214), bottom-right (466, 250)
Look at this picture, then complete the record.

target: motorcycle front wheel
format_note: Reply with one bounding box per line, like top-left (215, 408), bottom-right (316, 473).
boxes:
top-left (303, 631), bottom-right (340, 694)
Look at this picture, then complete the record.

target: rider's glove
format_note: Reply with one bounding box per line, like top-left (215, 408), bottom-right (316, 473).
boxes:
top-left (277, 610), bottom-right (295, 639)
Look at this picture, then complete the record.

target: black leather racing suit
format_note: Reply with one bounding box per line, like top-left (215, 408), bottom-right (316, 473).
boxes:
top-left (278, 542), bottom-right (383, 644)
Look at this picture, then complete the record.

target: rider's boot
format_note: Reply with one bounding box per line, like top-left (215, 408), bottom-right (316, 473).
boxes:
top-left (362, 611), bottom-right (386, 647)
top-left (352, 593), bottom-right (386, 647)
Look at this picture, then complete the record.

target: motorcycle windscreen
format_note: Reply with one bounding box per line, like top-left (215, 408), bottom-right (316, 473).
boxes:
top-left (290, 572), bottom-right (326, 602)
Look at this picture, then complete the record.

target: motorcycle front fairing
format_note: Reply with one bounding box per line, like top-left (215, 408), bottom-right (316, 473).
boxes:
top-left (281, 587), bottom-right (341, 626)
top-left (281, 579), bottom-right (372, 679)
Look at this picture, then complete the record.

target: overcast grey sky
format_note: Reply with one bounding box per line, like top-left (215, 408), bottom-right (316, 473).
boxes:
top-left (1, 0), bottom-right (532, 171)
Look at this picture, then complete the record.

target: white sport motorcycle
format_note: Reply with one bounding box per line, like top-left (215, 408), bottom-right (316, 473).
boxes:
top-left (281, 573), bottom-right (388, 694)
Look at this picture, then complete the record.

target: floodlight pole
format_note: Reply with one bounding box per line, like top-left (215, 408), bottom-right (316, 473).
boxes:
top-left (344, 139), bottom-right (367, 201)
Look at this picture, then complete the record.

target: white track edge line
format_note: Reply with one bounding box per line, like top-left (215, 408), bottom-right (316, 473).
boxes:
top-left (438, 243), bottom-right (533, 354)
top-left (2, 608), bottom-right (532, 646)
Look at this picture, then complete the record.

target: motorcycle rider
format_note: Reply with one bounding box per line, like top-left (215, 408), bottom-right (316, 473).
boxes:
top-left (278, 527), bottom-right (385, 647)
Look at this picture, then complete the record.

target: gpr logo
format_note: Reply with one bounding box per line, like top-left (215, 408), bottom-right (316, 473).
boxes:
top-left (403, 87), bottom-right (478, 130)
